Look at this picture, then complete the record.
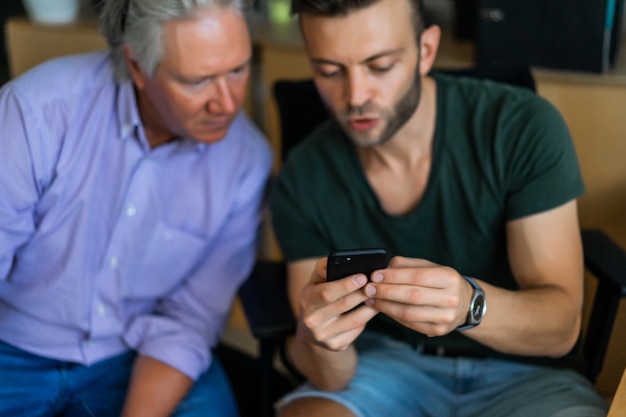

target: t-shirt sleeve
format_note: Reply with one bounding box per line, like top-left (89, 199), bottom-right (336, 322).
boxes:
top-left (502, 95), bottom-right (585, 220)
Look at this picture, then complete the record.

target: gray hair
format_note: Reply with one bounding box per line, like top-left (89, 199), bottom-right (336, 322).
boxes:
top-left (99, 0), bottom-right (249, 82)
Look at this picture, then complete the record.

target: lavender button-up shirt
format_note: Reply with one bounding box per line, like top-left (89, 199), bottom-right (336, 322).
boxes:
top-left (0, 51), bottom-right (273, 379)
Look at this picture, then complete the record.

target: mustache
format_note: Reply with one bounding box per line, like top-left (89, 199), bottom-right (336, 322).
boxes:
top-left (345, 102), bottom-right (377, 117)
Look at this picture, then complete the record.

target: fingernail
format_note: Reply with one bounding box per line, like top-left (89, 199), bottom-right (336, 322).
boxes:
top-left (371, 272), bottom-right (383, 283)
top-left (354, 274), bottom-right (367, 286)
top-left (365, 298), bottom-right (375, 307)
top-left (364, 284), bottom-right (376, 296)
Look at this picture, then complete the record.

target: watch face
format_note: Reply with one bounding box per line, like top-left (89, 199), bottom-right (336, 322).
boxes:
top-left (471, 293), bottom-right (485, 321)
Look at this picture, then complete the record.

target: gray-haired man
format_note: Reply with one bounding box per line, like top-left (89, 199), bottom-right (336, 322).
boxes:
top-left (0, 1), bottom-right (272, 416)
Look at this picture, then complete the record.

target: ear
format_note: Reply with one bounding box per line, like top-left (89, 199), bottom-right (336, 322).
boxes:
top-left (122, 44), bottom-right (147, 89)
top-left (418, 24), bottom-right (441, 76)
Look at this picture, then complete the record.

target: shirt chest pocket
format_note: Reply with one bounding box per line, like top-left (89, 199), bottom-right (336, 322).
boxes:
top-left (124, 222), bottom-right (208, 299)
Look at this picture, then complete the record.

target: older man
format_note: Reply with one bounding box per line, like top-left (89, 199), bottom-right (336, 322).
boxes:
top-left (0, 0), bottom-right (271, 416)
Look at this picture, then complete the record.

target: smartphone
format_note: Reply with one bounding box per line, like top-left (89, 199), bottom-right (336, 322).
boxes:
top-left (327, 248), bottom-right (389, 282)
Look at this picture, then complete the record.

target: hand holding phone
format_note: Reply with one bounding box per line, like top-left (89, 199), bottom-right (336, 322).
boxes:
top-left (327, 248), bottom-right (389, 282)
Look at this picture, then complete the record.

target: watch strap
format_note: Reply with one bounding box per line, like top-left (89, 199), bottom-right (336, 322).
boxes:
top-left (456, 275), bottom-right (485, 331)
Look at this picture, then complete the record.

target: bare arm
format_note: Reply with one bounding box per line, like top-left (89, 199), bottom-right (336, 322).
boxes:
top-left (473, 199), bottom-right (583, 356)
top-left (366, 200), bottom-right (583, 357)
top-left (286, 258), bottom-right (377, 390)
top-left (121, 356), bottom-right (193, 417)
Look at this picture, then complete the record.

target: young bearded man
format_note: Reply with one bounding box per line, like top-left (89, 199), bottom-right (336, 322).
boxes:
top-left (269, 0), bottom-right (608, 415)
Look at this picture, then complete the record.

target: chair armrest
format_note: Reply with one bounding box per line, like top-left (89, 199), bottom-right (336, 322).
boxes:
top-left (581, 229), bottom-right (626, 382)
top-left (582, 229), bottom-right (626, 295)
top-left (238, 260), bottom-right (296, 340)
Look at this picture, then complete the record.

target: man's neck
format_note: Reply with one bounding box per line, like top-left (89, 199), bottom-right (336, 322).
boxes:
top-left (356, 76), bottom-right (437, 216)
top-left (135, 88), bottom-right (176, 148)
top-left (359, 76), bottom-right (437, 172)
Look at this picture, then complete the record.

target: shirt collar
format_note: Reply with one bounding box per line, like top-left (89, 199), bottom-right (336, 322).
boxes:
top-left (115, 80), bottom-right (213, 153)
top-left (115, 80), bottom-right (141, 142)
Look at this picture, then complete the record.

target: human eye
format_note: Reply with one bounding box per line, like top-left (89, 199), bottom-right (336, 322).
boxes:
top-left (371, 65), bottom-right (393, 73)
top-left (320, 70), bottom-right (340, 78)
top-left (369, 60), bottom-right (395, 74)
top-left (314, 65), bottom-right (342, 79)
top-left (230, 62), bottom-right (250, 76)
top-left (181, 76), bottom-right (212, 87)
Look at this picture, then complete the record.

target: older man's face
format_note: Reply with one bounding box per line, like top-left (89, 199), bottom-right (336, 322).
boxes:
top-left (131, 6), bottom-right (252, 147)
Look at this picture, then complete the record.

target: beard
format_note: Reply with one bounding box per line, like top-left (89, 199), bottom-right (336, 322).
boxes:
top-left (339, 67), bottom-right (422, 148)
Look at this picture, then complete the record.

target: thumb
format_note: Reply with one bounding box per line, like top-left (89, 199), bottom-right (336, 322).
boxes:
top-left (310, 256), bottom-right (329, 284)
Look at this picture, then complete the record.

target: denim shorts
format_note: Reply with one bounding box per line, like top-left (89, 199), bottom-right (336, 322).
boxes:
top-left (276, 331), bottom-right (608, 417)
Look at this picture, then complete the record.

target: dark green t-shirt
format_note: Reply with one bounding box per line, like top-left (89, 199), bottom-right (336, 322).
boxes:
top-left (270, 72), bottom-right (585, 368)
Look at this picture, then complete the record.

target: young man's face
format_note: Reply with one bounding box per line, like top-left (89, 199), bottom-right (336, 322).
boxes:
top-left (128, 6), bottom-right (251, 146)
top-left (301, 0), bottom-right (423, 147)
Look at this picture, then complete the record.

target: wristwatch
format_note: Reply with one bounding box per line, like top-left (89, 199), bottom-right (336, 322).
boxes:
top-left (456, 275), bottom-right (487, 331)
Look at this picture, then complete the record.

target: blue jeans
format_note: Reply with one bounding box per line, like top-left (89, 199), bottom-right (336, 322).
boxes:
top-left (0, 340), bottom-right (238, 417)
top-left (277, 331), bottom-right (609, 417)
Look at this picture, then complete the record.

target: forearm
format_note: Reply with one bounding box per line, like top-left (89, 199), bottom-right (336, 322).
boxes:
top-left (290, 325), bottom-right (358, 391)
top-left (121, 355), bottom-right (193, 417)
top-left (466, 280), bottom-right (582, 357)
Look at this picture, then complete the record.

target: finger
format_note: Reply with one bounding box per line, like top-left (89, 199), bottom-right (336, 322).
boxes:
top-left (316, 326), bottom-right (364, 352)
top-left (310, 257), bottom-right (329, 285)
top-left (309, 305), bottom-right (378, 351)
top-left (309, 273), bottom-right (368, 308)
top-left (369, 298), bottom-right (452, 322)
top-left (387, 256), bottom-right (436, 269)
top-left (366, 298), bottom-right (457, 335)
top-left (306, 281), bottom-right (371, 325)
top-left (365, 282), bottom-right (460, 309)
top-left (372, 266), bottom-right (456, 288)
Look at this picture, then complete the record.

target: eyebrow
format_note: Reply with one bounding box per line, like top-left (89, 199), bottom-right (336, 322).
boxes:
top-left (175, 59), bottom-right (252, 83)
top-left (310, 48), bottom-right (405, 66)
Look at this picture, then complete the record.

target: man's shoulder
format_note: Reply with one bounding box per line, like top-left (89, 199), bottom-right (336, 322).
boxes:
top-left (215, 111), bottom-right (273, 168)
top-left (434, 70), bottom-right (547, 110)
top-left (7, 51), bottom-right (114, 101)
top-left (434, 71), bottom-right (561, 131)
top-left (230, 112), bottom-right (272, 151)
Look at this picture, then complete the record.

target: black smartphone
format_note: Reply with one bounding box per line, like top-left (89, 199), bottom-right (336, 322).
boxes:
top-left (327, 248), bottom-right (389, 282)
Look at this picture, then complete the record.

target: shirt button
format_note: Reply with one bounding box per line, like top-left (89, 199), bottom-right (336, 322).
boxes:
top-left (96, 304), bottom-right (106, 316)
top-left (126, 205), bottom-right (137, 217)
top-left (109, 256), bottom-right (119, 267)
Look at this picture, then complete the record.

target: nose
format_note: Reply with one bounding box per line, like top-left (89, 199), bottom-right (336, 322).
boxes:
top-left (346, 69), bottom-right (370, 110)
top-left (207, 77), bottom-right (237, 115)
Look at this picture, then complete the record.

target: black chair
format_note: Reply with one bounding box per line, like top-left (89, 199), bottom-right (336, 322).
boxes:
top-left (238, 66), bottom-right (626, 417)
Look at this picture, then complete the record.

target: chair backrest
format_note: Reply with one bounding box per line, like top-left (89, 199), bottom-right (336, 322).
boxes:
top-left (273, 79), bottom-right (327, 160)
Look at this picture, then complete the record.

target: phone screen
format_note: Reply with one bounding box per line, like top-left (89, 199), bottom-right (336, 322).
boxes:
top-left (327, 248), bottom-right (389, 281)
